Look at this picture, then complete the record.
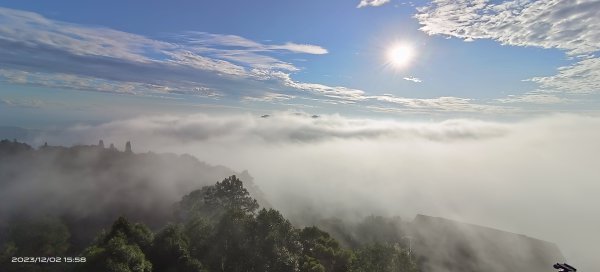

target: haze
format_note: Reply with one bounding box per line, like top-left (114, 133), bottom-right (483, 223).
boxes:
top-left (1, 0), bottom-right (599, 270)
top-left (21, 112), bottom-right (596, 270)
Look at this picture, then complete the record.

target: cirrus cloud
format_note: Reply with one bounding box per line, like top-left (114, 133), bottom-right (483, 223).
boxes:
top-left (0, 6), bottom-right (504, 115)
top-left (357, 0), bottom-right (391, 8)
top-left (403, 76), bottom-right (422, 83)
top-left (415, 0), bottom-right (600, 98)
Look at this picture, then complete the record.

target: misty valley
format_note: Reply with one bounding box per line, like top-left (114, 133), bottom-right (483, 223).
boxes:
top-left (2, 0), bottom-right (600, 270)
top-left (0, 139), bottom-right (566, 272)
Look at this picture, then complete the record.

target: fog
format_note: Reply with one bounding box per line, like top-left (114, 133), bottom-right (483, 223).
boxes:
top-left (31, 112), bottom-right (600, 271)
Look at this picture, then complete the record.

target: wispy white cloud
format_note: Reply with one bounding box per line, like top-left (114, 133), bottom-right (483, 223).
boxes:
top-left (357, 0), bottom-right (391, 8)
top-left (526, 57), bottom-right (600, 95)
top-left (0, 6), bottom-right (520, 115)
top-left (415, 0), bottom-right (600, 98)
top-left (286, 82), bottom-right (368, 104)
top-left (179, 32), bottom-right (327, 55)
top-left (0, 97), bottom-right (44, 108)
top-left (176, 32), bottom-right (328, 72)
top-left (0, 7), bottom-right (172, 63)
top-left (253, 70), bottom-right (506, 112)
top-left (497, 91), bottom-right (568, 105)
top-left (403, 76), bottom-right (422, 83)
top-left (59, 112), bottom-right (511, 144)
top-left (415, 0), bottom-right (600, 55)
top-left (0, 69), bottom-right (220, 97)
top-left (371, 95), bottom-right (506, 113)
top-left (270, 42), bottom-right (328, 55)
top-left (0, 7), bottom-right (325, 101)
top-left (5, 7), bottom-right (472, 114)
top-left (242, 92), bottom-right (296, 103)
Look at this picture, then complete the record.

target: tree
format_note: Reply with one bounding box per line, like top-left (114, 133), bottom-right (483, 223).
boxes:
top-left (184, 217), bottom-right (213, 262)
top-left (0, 217), bottom-right (70, 272)
top-left (299, 226), bottom-right (353, 272)
top-left (248, 209), bottom-right (302, 272)
top-left (175, 175), bottom-right (259, 221)
top-left (150, 224), bottom-right (206, 272)
top-left (78, 217), bottom-right (153, 272)
top-left (350, 243), bottom-right (418, 272)
top-left (104, 217), bottom-right (153, 253)
top-left (203, 209), bottom-right (254, 272)
top-left (207, 175), bottom-right (259, 214)
top-left (3, 217), bottom-right (70, 257)
top-left (301, 257), bottom-right (326, 272)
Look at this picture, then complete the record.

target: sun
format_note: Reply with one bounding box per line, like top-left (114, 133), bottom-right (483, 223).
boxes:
top-left (387, 43), bottom-right (415, 68)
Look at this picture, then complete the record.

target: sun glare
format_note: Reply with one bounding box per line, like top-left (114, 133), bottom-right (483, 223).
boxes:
top-left (387, 43), bottom-right (415, 68)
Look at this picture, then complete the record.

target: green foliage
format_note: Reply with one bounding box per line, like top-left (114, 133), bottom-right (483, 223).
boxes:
top-left (350, 243), bottom-right (418, 272)
top-left (103, 217), bottom-right (154, 253)
top-left (78, 217), bottom-right (153, 272)
top-left (3, 217), bottom-right (70, 256)
top-left (197, 208), bottom-right (303, 272)
top-left (299, 226), bottom-right (353, 272)
top-left (105, 235), bottom-right (152, 272)
top-left (203, 209), bottom-right (254, 272)
top-left (0, 175), bottom-right (422, 272)
top-left (0, 217), bottom-right (71, 272)
top-left (0, 217), bottom-right (70, 272)
top-left (248, 209), bottom-right (302, 272)
top-left (209, 175), bottom-right (259, 213)
top-left (150, 224), bottom-right (206, 272)
top-left (301, 257), bottom-right (326, 272)
top-left (184, 217), bottom-right (213, 261)
top-left (176, 175), bottom-right (259, 222)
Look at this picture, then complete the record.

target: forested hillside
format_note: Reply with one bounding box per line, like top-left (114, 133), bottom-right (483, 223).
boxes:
top-left (0, 140), bottom-right (417, 272)
top-left (0, 140), bottom-right (565, 272)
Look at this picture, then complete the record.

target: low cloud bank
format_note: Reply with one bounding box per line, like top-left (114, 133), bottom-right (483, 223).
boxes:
top-left (50, 112), bottom-right (510, 144)
top-left (32, 112), bottom-right (600, 271)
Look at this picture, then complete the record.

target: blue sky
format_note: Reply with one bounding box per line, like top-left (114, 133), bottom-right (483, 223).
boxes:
top-left (2, 2), bottom-right (600, 269)
top-left (1, 0), bottom-right (599, 127)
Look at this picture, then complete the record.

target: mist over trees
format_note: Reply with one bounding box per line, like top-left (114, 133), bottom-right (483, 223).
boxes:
top-left (0, 139), bottom-right (265, 250)
top-left (0, 140), bottom-right (418, 272)
top-left (0, 140), bottom-right (567, 271)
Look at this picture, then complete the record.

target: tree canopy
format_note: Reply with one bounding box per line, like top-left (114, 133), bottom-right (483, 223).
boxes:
top-left (1, 174), bottom-right (418, 272)
top-left (175, 175), bottom-right (259, 221)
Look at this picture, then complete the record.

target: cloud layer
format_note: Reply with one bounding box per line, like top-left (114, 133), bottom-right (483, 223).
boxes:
top-left (403, 76), bottom-right (422, 83)
top-left (0, 7), bottom-right (326, 99)
top-left (31, 112), bottom-right (600, 271)
top-left (416, 0), bottom-right (600, 55)
top-left (357, 0), bottom-right (391, 8)
top-left (2, 4), bottom-right (599, 114)
top-left (0, 6), bottom-right (510, 115)
top-left (416, 0), bottom-right (600, 99)
top-left (43, 112), bottom-right (508, 145)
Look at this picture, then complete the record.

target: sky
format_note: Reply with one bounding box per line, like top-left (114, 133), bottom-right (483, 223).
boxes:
top-left (1, 0), bottom-right (599, 127)
top-left (1, 0), bottom-right (600, 270)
